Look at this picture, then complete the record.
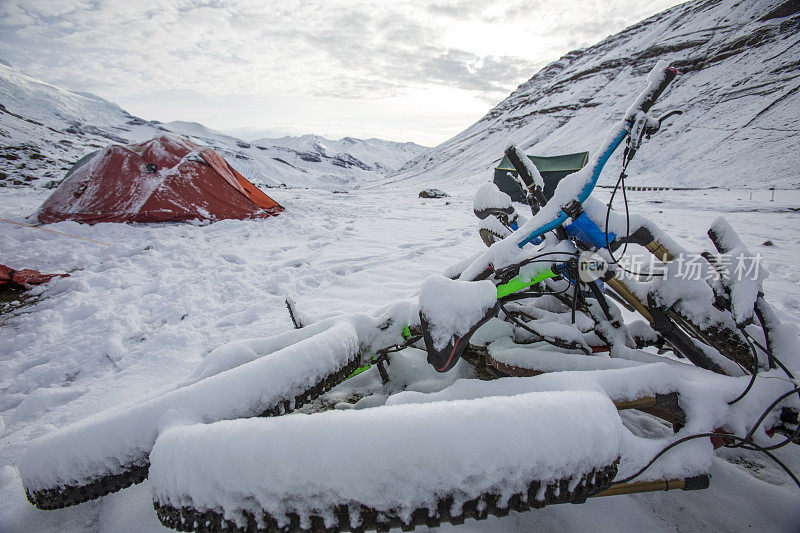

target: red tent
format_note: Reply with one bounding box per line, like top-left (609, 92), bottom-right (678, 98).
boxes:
top-left (36, 136), bottom-right (283, 224)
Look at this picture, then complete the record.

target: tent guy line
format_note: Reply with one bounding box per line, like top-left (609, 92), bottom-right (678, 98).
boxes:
top-left (0, 217), bottom-right (112, 246)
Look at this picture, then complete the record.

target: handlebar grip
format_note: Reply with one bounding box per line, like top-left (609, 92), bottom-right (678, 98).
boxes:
top-left (504, 145), bottom-right (540, 190)
top-left (639, 66), bottom-right (677, 115)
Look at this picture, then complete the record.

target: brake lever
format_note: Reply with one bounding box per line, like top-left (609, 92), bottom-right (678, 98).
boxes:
top-left (493, 262), bottom-right (521, 284)
top-left (645, 109), bottom-right (683, 138)
top-left (628, 109), bottom-right (683, 161)
top-left (507, 171), bottom-right (545, 216)
top-left (626, 111), bottom-right (651, 155)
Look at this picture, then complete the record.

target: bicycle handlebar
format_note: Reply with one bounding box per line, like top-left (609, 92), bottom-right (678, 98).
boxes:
top-left (459, 63), bottom-right (678, 282)
top-left (505, 144), bottom-right (544, 191)
top-left (516, 63), bottom-right (678, 248)
top-left (638, 66), bottom-right (678, 116)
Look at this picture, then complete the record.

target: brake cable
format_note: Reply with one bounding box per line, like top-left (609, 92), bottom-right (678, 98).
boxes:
top-left (601, 386), bottom-right (800, 494)
top-left (603, 118), bottom-right (669, 279)
top-left (609, 431), bottom-right (800, 492)
top-left (605, 148), bottom-right (633, 266)
top-left (727, 328), bottom-right (760, 405)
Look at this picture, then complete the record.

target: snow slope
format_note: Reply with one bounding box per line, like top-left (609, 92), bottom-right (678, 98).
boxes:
top-left (382, 0), bottom-right (800, 192)
top-left (0, 59), bottom-right (144, 137)
top-left (0, 61), bottom-right (428, 191)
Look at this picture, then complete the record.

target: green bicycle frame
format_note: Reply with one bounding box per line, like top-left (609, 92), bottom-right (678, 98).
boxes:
top-left (496, 267), bottom-right (559, 299)
top-left (345, 268), bottom-right (559, 380)
top-left (346, 325), bottom-right (414, 379)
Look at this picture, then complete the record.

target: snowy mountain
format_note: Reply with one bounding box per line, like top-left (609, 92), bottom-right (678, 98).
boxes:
top-left (0, 61), bottom-right (428, 191)
top-left (253, 134), bottom-right (428, 177)
top-left (0, 60), bottom-right (165, 189)
top-left (384, 0), bottom-right (800, 191)
top-left (0, 59), bottom-right (145, 136)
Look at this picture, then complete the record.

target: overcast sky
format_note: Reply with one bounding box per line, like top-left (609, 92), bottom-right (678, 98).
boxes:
top-left (0, 0), bottom-right (684, 146)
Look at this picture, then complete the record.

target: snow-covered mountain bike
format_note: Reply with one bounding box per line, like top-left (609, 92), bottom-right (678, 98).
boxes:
top-left (20, 63), bottom-right (799, 533)
top-left (146, 64), bottom-right (800, 533)
top-left (446, 64), bottom-right (775, 381)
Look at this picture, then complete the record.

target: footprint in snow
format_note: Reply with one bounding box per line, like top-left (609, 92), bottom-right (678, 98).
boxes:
top-left (269, 245), bottom-right (299, 255)
top-left (282, 259), bottom-right (308, 268)
top-left (220, 253), bottom-right (246, 265)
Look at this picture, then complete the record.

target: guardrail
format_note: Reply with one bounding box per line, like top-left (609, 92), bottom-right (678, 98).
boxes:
top-left (595, 185), bottom-right (713, 191)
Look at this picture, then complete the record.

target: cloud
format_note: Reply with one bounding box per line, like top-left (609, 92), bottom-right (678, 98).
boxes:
top-left (0, 0), bottom-right (684, 144)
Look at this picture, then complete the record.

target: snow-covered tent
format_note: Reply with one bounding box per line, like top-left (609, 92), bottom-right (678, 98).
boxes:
top-left (36, 136), bottom-right (283, 224)
top-left (494, 151), bottom-right (589, 202)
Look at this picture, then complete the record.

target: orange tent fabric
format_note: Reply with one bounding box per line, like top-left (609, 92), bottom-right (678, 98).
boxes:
top-left (36, 136), bottom-right (283, 224)
top-left (0, 264), bottom-right (67, 288)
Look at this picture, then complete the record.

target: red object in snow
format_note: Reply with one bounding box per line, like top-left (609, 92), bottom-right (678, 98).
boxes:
top-left (0, 264), bottom-right (67, 288)
top-left (710, 427), bottom-right (734, 449)
top-left (590, 344), bottom-right (611, 353)
top-left (36, 135), bottom-right (283, 224)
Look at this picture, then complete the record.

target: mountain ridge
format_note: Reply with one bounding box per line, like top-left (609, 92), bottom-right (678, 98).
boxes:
top-left (0, 61), bottom-right (429, 191)
top-left (382, 0), bottom-right (800, 192)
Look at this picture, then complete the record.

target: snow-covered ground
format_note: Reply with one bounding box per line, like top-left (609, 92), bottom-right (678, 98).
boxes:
top-left (1, 183), bottom-right (799, 531)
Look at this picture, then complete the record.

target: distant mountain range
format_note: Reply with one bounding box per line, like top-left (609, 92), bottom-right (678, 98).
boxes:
top-left (0, 60), bottom-right (429, 191)
top-left (383, 0), bottom-right (800, 191)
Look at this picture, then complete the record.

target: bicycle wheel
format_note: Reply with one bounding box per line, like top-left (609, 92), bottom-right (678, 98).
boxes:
top-left (22, 321), bottom-right (363, 509)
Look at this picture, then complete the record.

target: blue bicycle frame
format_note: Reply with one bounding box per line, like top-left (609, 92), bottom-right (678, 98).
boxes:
top-left (517, 127), bottom-right (628, 248)
top-left (514, 64), bottom-right (677, 250)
